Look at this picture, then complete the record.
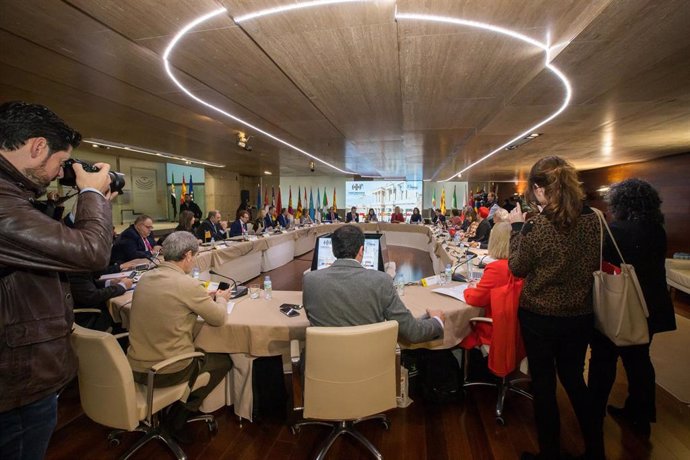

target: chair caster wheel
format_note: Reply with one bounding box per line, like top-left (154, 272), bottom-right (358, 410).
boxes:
top-left (382, 420), bottom-right (391, 431)
top-left (207, 419), bottom-right (218, 434)
top-left (107, 433), bottom-right (121, 448)
top-left (291, 426), bottom-right (300, 435)
top-left (495, 416), bottom-right (505, 426)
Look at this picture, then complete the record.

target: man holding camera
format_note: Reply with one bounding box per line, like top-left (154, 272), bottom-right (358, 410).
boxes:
top-left (0, 101), bottom-right (115, 459)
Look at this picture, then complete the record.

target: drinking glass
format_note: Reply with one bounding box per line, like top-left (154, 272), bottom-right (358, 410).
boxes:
top-left (249, 284), bottom-right (260, 299)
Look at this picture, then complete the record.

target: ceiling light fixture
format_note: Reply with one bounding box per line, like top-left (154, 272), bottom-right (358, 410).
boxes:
top-left (84, 138), bottom-right (225, 168)
top-left (163, 3), bottom-right (572, 180)
top-left (162, 6), bottom-right (353, 176)
top-left (264, 170), bottom-right (272, 175)
top-left (505, 133), bottom-right (542, 150)
top-left (394, 12), bottom-right (572, 181)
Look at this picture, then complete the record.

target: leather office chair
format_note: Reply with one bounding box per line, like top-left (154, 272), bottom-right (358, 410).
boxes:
top-left (462, 317), bottom-right (532, 425)
top-left (70, 324), bottom-right (216, 460)
top-left (291, 321), bottom-right (399, 460)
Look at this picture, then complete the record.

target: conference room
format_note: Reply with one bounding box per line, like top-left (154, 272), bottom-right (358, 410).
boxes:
top-left (1, 1), bottom-right (689, 459)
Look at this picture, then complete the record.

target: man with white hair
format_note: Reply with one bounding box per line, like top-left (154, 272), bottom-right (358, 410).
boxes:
top-left (127, 231), bottom-right (233, 442)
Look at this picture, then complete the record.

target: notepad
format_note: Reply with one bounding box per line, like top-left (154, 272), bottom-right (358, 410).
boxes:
top-left (432, 284), bottom-right (469, 302)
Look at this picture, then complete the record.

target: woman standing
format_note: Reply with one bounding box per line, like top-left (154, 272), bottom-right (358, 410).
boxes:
top-left (508, 156), bottom-right (604, 460)
top-left (588, 179), bottom-right (676, 437)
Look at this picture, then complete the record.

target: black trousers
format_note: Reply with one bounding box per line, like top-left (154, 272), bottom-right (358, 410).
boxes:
top-left (134, 352), bottom-right (232, 411)
top-left (588, 329), bottom-right (656, 423)
top-left (519, 309), bottom-right (604, 460)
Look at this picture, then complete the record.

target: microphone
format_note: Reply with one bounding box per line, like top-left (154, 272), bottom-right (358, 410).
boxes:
top-left (144, 254), bottom-right (160, 268)
top-left (209, 270), bottom-right (248, 299)
top-left (451, 252), bottom-right (478, 282)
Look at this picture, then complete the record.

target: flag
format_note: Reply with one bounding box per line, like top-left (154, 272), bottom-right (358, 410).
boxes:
top-left (288, 186), bottom-right (293, 215)
top-left (440, 188), bottom-right (446, 215)
top-left (276, 186), bottom-right (282, 214)
top-left (333, 188), bottom-right (337, 210)
top-left (296, 186), bottom-right (302, 219)
top-left (271, 186), bottom-right (275, 208)
top-left (309, 188), bottom-right (315, 220)
top-left (181, 176), bottom-right (187, 203)
top-left (257, 184), bottom-right (262, 211)
top-left (264, 186), bottom-right (268, 208)
top-left (316, 188), bottom-right (321, 214)
top-left (452, 185), bottom-right (457, 209)
top-left (188, 175), bottom-right (194, 200)
top-left (323, 187), bottom-right (328, 210)
top-left (170, 173), bottom-right (177, 219)
top-left (431, 188), bottom-right (436, 208)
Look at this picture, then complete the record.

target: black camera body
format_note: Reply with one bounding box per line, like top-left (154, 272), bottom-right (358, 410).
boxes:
top-left (59, 159), bottom-right (125, 194)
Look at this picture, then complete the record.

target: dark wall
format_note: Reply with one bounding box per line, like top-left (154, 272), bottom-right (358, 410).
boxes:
top-left (579, 152), bottom-right (690, 257)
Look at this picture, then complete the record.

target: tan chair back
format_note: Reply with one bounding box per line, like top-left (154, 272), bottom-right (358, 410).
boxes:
top-left (71, 324), bottom-right (140, 431)
top-left (303, 321), bottom-right (398, 421)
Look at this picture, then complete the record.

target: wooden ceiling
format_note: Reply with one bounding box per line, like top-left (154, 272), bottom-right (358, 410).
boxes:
top-left (1, 0), bottom-right (688, 181)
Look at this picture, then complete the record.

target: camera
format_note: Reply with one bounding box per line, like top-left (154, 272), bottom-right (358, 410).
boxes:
top-left (59, 159), bottom-right (126, 194)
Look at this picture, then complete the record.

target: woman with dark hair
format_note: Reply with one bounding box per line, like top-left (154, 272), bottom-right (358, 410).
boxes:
top-left (508, 156), bottom-right (604, 460)
top-left (449, 208), bottom-right (462, 226)
top-left (365, 208), bottom-right (378, 223)
top-left (157, 210), bottom-right (196, 245)
top-left (461, 206), bottom-right (476, 232)
top-left (588, 179), bottom-right (676, 438)
top-left (410, 207), bottom-right (423, 223)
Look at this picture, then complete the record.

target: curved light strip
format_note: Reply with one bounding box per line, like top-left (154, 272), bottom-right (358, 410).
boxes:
top-left (234, 0), bottom-right (366, 23)
top-left (395, 12), bottom-right (572, 181)
top-left (162, 6), bottom-right (354, 175)
top-left (163, 4), bottom-right (572, 180)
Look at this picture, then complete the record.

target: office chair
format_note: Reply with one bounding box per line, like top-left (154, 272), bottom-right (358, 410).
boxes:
top-left (70, 324), bottom-right (217, 460)
top-left (290, 322), bottom-right (399, 460)
top-left (462, 316), bottom-right (532, 425)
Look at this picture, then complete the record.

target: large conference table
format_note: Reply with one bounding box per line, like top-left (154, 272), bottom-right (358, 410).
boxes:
top-left (108, 222), bottom-right (480, 420)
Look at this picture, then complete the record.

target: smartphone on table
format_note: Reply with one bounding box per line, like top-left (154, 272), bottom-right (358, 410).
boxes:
top-left (279, 303), bottom-right (301, 317)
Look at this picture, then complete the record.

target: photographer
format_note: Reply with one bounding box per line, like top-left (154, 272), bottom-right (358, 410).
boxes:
top-left (0, 101), bottom-right (115, 459)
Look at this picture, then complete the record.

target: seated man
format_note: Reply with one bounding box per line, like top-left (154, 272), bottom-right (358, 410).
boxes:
top-left (111, 215), bottom-right (158, 264)
top-left (324, 206), bottom-right (340, 222)
top-left (303, 225), bottom-right (445, 343)
top-left (196, 210), bottom-right (226, 242)
top-left (346, 206), bottom-right (359, 223)
top-left (264, 205), bottom-right (276, 229)
top-left (68, 268), bottom-right (133, 331)
top-left (229, 210), bottom-right (249, 237)
top-left (277, 207), bottom-right (290, 228)
top-left (127, 231), bottom-right (233, 442)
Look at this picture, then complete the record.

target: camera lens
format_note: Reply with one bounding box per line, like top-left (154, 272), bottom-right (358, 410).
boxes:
top-left (58, 158), bottom-right (126, 193)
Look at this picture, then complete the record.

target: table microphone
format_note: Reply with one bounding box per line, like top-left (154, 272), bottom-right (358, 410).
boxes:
top-left (451, 253), bottom-right (478, 282)
top-left (208, 270), bottom-right (248, 299)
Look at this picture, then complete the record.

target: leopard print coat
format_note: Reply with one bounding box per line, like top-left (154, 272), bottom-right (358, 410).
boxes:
top-left (509, 206), bottom-right (599, 317)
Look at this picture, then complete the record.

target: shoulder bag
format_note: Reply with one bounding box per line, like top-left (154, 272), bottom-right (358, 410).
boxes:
top-left (592, 208), bottom-right (650, 346)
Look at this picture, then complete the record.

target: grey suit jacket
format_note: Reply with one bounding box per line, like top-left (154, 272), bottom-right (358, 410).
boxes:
top-left (302, 259), bottom-right (443, 343)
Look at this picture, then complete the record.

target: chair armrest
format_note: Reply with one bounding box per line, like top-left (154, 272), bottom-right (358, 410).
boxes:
top-left (290, 339), bottom-right (303, 410)
top-left (469, 317), bottom-right (493, 324)
top-left (150, 352), bottom-right (205, 374)
top-left (113, 332), bottom-right (129, 340)
top-left (73, 308), bottom-right (102, 314)
top-left (396, 345), bottom-right (401, 398)
top-left (667, 258), bottom-right (690, 270)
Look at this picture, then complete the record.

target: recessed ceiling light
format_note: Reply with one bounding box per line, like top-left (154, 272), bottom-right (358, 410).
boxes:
top-left (264, 171), bottom-right (272, 175)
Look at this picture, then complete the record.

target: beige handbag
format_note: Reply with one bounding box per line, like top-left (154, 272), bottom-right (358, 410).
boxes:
top-left (591, 208), bottom-right (650, 346)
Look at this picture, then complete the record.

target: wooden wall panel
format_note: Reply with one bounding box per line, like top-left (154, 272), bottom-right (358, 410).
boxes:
top-left (579, 152), bottom-right (690, 257)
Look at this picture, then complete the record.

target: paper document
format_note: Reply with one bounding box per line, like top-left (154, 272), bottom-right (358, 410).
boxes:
top-left (432, 284), bottom-right (470, 302)
top-left (226, 301), bottom-right (235, 315)
top-left (99, 271), bottom-right (133, 280)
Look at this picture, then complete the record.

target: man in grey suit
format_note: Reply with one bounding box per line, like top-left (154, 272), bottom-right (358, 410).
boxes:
top-left (303, 225), bottom-right (445, 343)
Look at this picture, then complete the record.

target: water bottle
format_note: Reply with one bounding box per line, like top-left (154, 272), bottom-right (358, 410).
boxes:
top-left (394, 273), bottom-right (405, 297)
top-left (444, 264), bottom-right (452, 284)
top-left (192, 267), bottom-right (200, 279)
top-left (263, 275), bottom-right (272, 300)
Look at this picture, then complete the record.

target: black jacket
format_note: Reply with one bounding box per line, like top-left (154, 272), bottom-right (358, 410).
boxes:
top-left (111, 225), bottom-right (156, 264)
top-left (196, 219), bottom-right (226, 242)
top-left (603, 220), bottom-right (676, 334)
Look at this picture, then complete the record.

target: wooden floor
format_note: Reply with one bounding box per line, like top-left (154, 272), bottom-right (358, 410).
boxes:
top-left (47, 247), bottom-right (690, 460)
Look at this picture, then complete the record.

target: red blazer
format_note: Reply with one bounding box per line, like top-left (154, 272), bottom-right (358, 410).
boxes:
top-left (461, 259), bottom-right (511, 349)
top-left (390, 212), bottom-right (405, 223)
top-left (460, 259), bottom-right (525, 377)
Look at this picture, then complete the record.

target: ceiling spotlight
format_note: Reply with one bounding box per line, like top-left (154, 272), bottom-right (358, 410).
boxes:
top-left (504, 133), bottom-right (542, 151)
top-left (264, 170), bottom-right (272, 175)
top-left (237, 133), bottom-right (252, 151)
top-left (309, 160), bottom-right (315, 173)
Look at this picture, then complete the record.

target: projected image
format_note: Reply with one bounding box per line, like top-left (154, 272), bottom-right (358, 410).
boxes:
top-left (345, 181), bottom-right (423, 222)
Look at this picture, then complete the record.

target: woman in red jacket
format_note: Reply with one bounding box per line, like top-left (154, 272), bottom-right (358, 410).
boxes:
top-left (390, 206), bottom-right (405, 223)
top-left (461, 222), bottom-right (512, 349)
